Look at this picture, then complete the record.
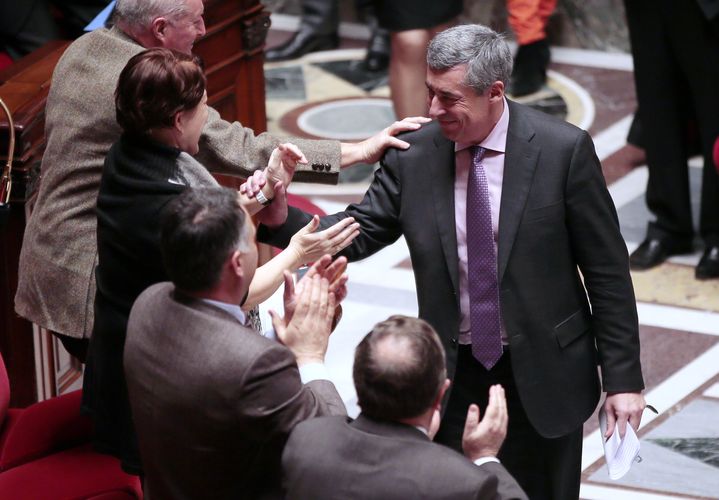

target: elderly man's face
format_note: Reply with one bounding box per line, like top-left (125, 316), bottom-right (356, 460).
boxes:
top-left (426, 64), bottom-right (502, 145)
top-left (162, 0), bottom-right (206, 54)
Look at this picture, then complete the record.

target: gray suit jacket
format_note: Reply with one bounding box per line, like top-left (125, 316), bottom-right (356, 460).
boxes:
top-left (261, 102), bottom-right (644, 439)
top-left (282, 414), bottom-right (527, 500)
top-left (124, 282), bottom-right (346, 500)
top-left (15, 25), bottom-right (340, 339)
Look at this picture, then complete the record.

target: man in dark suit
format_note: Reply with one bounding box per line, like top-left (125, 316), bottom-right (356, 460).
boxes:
top-left (124, 187), bottom-right (346, 499)
top-left (260, 24), bottom-right (646, 499)
top-left (624, 0), bottom-right (719, 279)
top-left (282, 315), bottom-right (527, 500)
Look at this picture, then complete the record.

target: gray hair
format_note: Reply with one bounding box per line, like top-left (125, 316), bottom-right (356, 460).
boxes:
top-left (115, 0), bottom-right (190, 29)
top-left (427, 24), bottom-right (513, 94)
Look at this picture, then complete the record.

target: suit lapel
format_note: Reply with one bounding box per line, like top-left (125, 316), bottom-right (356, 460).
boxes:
top-left (498, 101), bottom-right (539, 282)
top-left (430, 131), bottom-right (461, 295)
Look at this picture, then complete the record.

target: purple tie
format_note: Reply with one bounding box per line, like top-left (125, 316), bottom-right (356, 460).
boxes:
top-left (467, 146), bottom-right (503, 370)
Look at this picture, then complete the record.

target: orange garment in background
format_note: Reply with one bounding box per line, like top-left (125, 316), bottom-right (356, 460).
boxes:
top-left (507, 0), bottom-right (557, 45)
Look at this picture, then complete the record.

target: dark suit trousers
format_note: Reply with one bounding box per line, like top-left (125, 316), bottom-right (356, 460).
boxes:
top-left (625, 0), bottom-right (719, 245)
top-left (435, 346), bottom-right (582, 500)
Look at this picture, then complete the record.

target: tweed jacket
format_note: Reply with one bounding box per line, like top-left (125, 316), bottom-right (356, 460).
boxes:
top-left (15, 26), bottom-right (340, 339)
top-left (282, 414), bottom-right (527, 500)
top-left (125, 282), bottom-right (346, 500)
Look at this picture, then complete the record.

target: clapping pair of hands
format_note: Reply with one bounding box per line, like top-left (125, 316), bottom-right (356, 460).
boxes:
top-left (268, 255), bottom-right (348, 366)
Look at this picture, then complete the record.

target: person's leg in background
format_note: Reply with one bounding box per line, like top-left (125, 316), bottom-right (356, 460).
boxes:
top-left (389, 21), bottom-right (454, 118)
top-left (626, 0), bottom-right (696, 270)
top-left (506, 0), bottom-right (557, 97)
top-left (265, 0), bottom-right (339, 62)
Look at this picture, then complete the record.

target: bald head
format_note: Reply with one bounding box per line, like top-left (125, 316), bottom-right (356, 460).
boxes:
top-left (353, 316), bottom-right (447, 421)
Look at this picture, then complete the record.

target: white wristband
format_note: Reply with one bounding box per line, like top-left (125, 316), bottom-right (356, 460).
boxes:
top-left (256, 189), bottom-right (272, 206)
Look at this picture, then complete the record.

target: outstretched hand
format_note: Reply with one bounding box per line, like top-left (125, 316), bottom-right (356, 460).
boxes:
top-left (461, 385), bottom-right (508, 461)
top-left (341, 116), bottom-right (431, 167)
top-left (288, 215), bottom-right (359, 265)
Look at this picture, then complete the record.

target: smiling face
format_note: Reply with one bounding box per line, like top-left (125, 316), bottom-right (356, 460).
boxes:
top-left (426, 64), bottom-right (504, 144)
top-left (159, 0), bottom-right (206, 54)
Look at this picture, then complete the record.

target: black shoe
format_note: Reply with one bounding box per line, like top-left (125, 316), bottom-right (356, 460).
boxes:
top-left (509, 39), bottom-right (550, 97)
top-left (265, 29), bottom-right (339, 62)
top-left (696, 245), bottom-right (719, 280)
top-left (363, 27), bottom-right (390, 72)
top-left (629, 238), bottom-right (693, 270)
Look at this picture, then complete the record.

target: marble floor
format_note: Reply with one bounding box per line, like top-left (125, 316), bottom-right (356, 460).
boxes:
top-left (259, 14), bottom-right (719, 500)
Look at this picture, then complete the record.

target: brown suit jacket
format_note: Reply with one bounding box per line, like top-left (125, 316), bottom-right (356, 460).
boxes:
top-left (125, 282), bottom-right (346, 500)
top-left (15, 25), bottom-right (340, 339)
top-left (282, 414), bottom-right (527, 500)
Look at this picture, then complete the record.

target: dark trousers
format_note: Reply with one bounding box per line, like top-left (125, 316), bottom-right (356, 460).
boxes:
top-left (625, 0), bottom-right (719, 246)
top-left (435, 346), bottom-right (583, 500)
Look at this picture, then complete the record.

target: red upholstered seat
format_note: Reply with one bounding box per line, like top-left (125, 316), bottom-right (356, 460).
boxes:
top-left (0, 52), bottom-right (12, 71)
top-left (0, 355), bottom-right (142, 499)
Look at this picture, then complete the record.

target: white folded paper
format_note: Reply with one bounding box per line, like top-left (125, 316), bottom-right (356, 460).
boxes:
top-left (598, 406), bottom-right (641, 480)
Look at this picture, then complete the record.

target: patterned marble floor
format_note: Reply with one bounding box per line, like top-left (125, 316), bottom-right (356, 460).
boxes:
top-left (260, 16), bottom-right (719, 500)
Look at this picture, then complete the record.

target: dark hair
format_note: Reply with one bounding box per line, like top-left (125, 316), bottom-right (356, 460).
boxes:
top-left (115, 47), bottom-right (206, 135)
top-left (160, 187), bottom-right (252, 291)
top-left (353, 316), bottom-right (447, 421)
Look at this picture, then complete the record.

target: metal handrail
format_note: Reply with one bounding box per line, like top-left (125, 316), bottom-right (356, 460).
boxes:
top-left (0, 96), bottom-right (14, 206)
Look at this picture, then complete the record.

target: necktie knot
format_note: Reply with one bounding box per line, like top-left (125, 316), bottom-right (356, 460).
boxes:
top-left (471, 145), bottom-right (486, 166)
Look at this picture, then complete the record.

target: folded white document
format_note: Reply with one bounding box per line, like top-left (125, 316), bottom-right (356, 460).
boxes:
top-left (598, 406), bottom-right (641, 480)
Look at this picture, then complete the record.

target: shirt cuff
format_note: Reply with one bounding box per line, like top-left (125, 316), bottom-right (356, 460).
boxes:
top-left (298, 362), bottom-right (330, 384)
top-left (473, 457), bottom-right (500, 467)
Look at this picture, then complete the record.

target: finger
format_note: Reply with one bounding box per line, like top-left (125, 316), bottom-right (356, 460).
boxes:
top-left (332, 224), bottom-right (360, 249)
top-left (386, 137), bottom-right (410, 150)
top-left (322, 217), bottom-right (356, 237)
top-left (305, 254), bottom-right (332, 280)
top-left (268, 310), bottom-right (286, 340)
top-left (296, 215), bottom-right (321, 239)
top-left (604, 407), bottom-right (617, 438)
top-left (284, 143), bottom-right (307, 163)
top-left (629, 411), bottom-right (642, 433)
top-left (282, 270), bottom-right (295, 302)
top-left (402, 116), bottom-right (432, 123)
top-left (616, 414), bottom-right (628, 438)
top-left (463, 404), bottom-right (480, 436)
top-left (324, 256), bottom-right (347, 282)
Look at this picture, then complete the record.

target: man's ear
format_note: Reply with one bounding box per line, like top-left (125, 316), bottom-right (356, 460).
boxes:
top-left (433, 378), bottom-right (452, 412)
top-left (488, 80), bottom-right (505, 101)
top-left (229, 250), bottom-right (244, 279)
top-left (151, 17), bottom-right (169, 43)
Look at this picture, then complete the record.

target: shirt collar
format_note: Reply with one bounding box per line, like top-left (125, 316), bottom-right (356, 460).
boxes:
top-left (200, 298), bottom-right (247, 326)
top-left (455, 97), bottom-right (509, 154)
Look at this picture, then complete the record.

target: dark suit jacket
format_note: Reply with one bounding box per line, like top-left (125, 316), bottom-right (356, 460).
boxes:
top-left (124, 282), bottom-right (346, 500)
top-left (261, 101), bottom-right (644, 439)
top-left (282, 414), bottom-right (527, 499)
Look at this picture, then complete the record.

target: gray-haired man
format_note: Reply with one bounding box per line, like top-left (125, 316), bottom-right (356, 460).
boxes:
top-left (260, 24), bottom-right (646, 499)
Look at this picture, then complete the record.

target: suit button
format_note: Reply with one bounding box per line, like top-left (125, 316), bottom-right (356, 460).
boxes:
top-left (311, 164), bottom-right (319, 170)
top-left (451, 338), bottom-right (457, 344)
top-left (324, 164), bottom-right (331, 171)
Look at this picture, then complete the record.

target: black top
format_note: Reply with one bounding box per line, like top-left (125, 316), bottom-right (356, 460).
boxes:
top-left (82, 133), bottom-right (187, 474)
top-left (374, 0), bottom-right (463, 31)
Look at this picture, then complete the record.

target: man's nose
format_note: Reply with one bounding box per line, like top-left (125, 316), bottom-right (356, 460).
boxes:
top-left (428, 96), bottom-right (443, 118)
top-left (197, 19), bottom-right (207, 38)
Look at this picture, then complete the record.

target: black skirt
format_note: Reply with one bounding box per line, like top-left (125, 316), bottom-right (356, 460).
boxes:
top-left (374, 0), bottom-right (463, 32)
